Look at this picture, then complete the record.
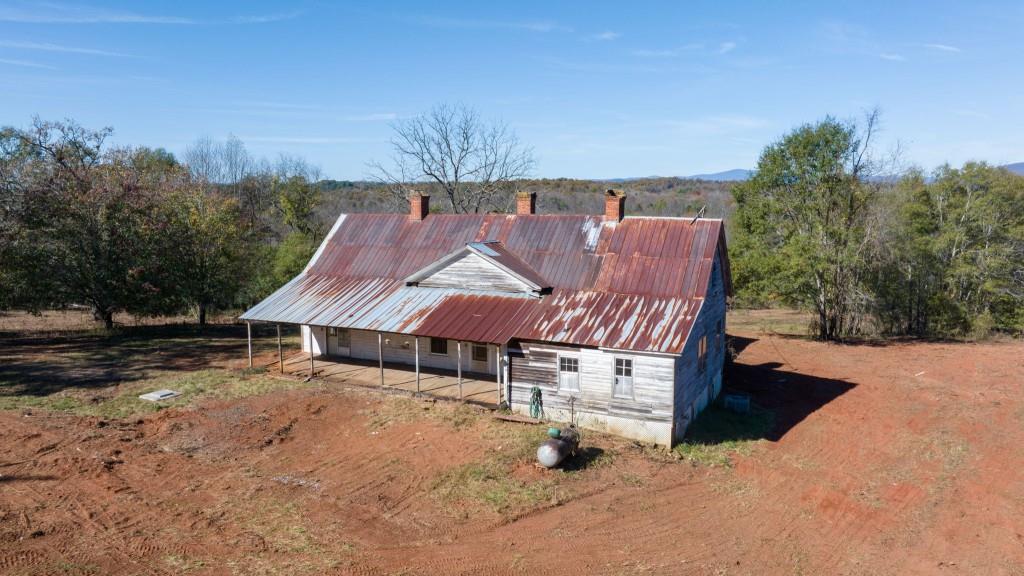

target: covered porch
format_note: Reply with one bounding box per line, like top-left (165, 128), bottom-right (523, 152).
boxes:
top-left (274, 351), bottom-right (500, 406)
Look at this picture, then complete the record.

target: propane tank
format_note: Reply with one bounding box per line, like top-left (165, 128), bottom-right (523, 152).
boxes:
top-left (536, 425), bottom-right (580, 468)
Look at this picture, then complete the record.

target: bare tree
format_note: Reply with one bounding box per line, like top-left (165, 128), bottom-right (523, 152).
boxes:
top-left (369, 103), bottom-right (534, 213)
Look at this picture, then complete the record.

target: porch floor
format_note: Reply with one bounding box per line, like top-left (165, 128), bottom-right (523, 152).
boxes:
top-left (275, 352), bottom-right (501, 407)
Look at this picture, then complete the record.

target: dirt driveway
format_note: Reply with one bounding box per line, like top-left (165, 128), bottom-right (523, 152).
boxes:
top-left (1, 322), bottom-right (1023, 575)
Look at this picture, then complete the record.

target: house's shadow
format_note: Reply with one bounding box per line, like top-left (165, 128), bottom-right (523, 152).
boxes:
top-left (707, 334), bottom-right (856, 443)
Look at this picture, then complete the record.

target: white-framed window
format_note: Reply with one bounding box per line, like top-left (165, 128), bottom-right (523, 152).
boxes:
top-left (558, 355), bottom-right (580, 392)
top-left (697, 335), bottom-right (708, 373)
top-left (430, 337), bottom-right (448, 355)
top-left (613, 357), bottom-right (633, 399)
top-left (472, 343), bottom-right (488, 363)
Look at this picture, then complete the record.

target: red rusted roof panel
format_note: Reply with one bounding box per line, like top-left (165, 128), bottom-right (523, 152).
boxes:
top-left (244, 214), bottom-right (728, 353)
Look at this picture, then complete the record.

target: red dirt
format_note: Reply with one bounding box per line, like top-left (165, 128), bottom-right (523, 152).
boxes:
top-left (2, 331), bottom-right (1024, 575)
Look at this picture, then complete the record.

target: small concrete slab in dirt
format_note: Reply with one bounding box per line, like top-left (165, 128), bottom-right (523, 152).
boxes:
top-left (138, 389), bottom-right (180, 402)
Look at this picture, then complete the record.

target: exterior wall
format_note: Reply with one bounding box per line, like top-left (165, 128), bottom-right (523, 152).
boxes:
top-left (302, 327), bottom-right (497, 376)
top-left (419, 252), bottom-right (531, 294)
top-left (300, 325), bottom-right (328, 355)
top-left (508, 341), bottom-right (675, 445)
top-left (671, 251), bottom-right (727, 442)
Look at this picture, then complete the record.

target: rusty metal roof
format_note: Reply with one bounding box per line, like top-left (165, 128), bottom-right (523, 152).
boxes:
top-left (241, 213), bottom-right (729, 354)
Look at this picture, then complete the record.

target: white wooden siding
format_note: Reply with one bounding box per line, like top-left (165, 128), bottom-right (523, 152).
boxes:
top-left (418, 252), bottom-right (532, 294)
top-left (302, 327), bottom-right (496, 375)
top-left (672, 251), bottom-right (727, 442)
top-left (509, 341), bottom-right (675, 445)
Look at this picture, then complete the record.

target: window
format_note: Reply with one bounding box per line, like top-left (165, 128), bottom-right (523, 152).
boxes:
top-left (613, 358), bottom-right (633, 398)
top-left (472, 344), bottom-right (488, 363)
top-left (697, 336), bottom-right (708, 373)
top-left (558, 356), bottom-right (580, 392)
top-left (430, 337), bottom-right (448, 355)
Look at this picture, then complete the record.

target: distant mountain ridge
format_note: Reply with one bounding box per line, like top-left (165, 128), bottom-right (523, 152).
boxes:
top-left (1004, 162), bottom-right (1024, 175)
top-left (602, 168), bottom-right (752, 183)
top-left (686, 169), bottom-right (752, 181)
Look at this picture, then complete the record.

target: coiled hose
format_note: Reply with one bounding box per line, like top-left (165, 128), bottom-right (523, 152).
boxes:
top-left (529, 386), bottom-right (543, 419)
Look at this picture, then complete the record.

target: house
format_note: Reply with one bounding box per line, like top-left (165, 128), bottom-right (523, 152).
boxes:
top-left (241, 190), bottom-right (731, 446)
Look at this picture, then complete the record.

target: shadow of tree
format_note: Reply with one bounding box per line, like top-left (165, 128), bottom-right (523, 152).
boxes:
top-left (722, 349), bottom-right (856, 442)
top-left (0, 323), bottom-right (299, 397)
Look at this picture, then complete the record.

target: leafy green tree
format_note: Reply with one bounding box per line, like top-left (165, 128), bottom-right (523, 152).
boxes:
top-left (732, 112), bottom-right (885, 340)
top-left (874, 163), bottom-right (1024, 336)
top-left (164, 187), bottom-right (247, 325)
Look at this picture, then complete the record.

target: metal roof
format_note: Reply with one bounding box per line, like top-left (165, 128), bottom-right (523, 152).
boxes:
top-left (241, 213), bottom-right (729, 354)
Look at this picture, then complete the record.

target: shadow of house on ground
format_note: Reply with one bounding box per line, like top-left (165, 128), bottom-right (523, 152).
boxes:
top-left (0, 323), bottom-right (298, 398)
top-left (717, 334), bottom-right (857, 443)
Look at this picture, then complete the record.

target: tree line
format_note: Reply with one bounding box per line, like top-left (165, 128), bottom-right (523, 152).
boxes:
top-left (0, 119), bottom-right (329, 328)
top-left (731, 111), bottom-right (1024, 340)
top-left (2, 108), bottom-right (1020, 341)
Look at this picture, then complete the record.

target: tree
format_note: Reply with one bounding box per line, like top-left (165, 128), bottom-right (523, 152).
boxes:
top-left (0, 119), bottom-right (185, 328)
top-left (872, 163), bottom-right (1024, 337)
top-left (163, 187), bottom-right (247, 325)
top-left (731, 111), bottom-right (890, 340)
top-left (370, 103), bottom-right (534, 213)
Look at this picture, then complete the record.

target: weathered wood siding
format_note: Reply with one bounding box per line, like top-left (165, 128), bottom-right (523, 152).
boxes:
top-left (419, 252), bottom-right (531, 294)
top-left (303, 328), bottom-right (496, 375)
top-left (672, 251), bottom-right (727, 442)
top-left (509, 341), bottom-right (675, 444)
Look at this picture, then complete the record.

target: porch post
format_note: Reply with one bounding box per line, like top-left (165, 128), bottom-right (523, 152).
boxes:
top-left (504, 346), bottom-right (511, 407)
top-left (495, 344), bottom-right (501, 405)
top-left (414, 337), bottom-right (421, 394)
top-left (246, 322), bottom-right (253, 368)
top-left (308, 326), bottom-right (314, 378)
top-left (378, 332), bottom-right (384, 392)
top-left (277, 324), bottom-right (283, 373)
top-left (457, 341), bottom-right (463, 400)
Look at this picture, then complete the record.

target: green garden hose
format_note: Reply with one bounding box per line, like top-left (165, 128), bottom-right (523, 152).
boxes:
top-left (529, 386), bottom-right (543, 419)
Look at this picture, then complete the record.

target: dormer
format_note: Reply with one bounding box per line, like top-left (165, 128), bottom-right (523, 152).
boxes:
top-left (404, 241), bottom-right (549, 298)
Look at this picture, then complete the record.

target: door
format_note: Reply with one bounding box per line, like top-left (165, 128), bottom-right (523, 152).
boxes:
top-left (327, 327), bottom-right (351, 357)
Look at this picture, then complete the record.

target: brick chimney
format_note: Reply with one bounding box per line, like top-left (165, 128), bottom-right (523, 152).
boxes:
top-left (409, 191), bottom-right (429, 221)
top-left (604, 189), bottom-right (626, 222)
top-left (515, 191), bottom-right (536, 215)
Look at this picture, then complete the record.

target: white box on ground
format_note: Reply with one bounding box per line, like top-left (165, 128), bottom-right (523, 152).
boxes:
top-left (139, 389), bottom-right (180, 402)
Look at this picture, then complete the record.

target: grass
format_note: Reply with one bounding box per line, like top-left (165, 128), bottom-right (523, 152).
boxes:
top-left (432, 420), bottom-right (571, 517)
top-left (0, 368), bottom-right (309, 420)
top-left (673, 402), bottom-right (776, 467)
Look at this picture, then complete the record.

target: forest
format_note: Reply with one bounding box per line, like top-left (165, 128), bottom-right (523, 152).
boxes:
top-left (1, 113), bottom-right (1021, 340)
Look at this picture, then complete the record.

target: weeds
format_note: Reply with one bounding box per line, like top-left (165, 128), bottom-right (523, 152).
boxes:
top-left (0, 368), bottom-right (308, 419)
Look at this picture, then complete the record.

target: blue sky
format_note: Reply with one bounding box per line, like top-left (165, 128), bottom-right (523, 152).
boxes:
top-left (1, 1), bottom-right (1022, 179)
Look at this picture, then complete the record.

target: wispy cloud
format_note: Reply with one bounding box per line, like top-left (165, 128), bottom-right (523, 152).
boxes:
top-left (717, 41), bottom-right (736, 54)
top-left (223, 102), bottom-right (397, 122)
top-left (921, 43), bottom-right (961, 53)
top-left (590, 31), bottom-right (621, 41)
top-left (415, 15), bottom-right (571, 33)
top-left (241, 136), bottom-right (380, 145)
top-left (0, 40), bottom-right (131, 57)
top-left (952, 108), bottom-right (990, 120)
top-left (668, 115), bottom-right (769, 134)
top-left (233, 11), bottom-right (303, 24)
top-left (0, 57), bottom-right (58, 69)
top-left (820, 20), bottom-right (908, 62)
top-left (0, 2), bottom-right (299, 25)
top-left (0, 2), bottom-right (193, 24)
top-left (632, 44), bottom-right (703, 58)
